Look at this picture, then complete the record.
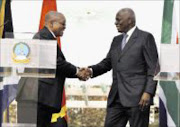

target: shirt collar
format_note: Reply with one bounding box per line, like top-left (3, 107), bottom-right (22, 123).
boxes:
top-left (126, 25), bottom-right (136, 38)
top-left (123, 26), bottom-right (136, 43)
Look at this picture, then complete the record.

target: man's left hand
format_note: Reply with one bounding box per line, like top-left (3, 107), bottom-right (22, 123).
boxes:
top-left (139, 92), bottom-right (151, 111)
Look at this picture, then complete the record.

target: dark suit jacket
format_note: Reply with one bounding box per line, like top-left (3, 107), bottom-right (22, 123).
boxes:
top-left (90, 27), bottom-right (158, 107)
top-left (16, 27), bottom-right (77, 110)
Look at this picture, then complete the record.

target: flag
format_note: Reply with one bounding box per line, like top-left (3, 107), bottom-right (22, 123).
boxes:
top-left (159, 0), bottom-right (180, 127)
top-left (38, 0), bottom-right (67, 126)
top-left (0, 0), bottom-right (17, 126)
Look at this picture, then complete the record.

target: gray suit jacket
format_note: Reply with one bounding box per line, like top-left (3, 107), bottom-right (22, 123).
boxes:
top-left (90, 27), bottom-right (158, 107)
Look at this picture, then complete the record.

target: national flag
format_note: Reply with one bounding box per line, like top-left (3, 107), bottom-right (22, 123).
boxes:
top-left (159, 0), bottom-right (180, 127)
top-left (38, 0), bottom-right (67, 126)
top-left (0, 0), bottom-right (17, 126)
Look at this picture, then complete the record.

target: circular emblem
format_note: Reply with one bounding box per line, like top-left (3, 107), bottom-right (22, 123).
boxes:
top-left (12, 42), bottom-right (30, 63)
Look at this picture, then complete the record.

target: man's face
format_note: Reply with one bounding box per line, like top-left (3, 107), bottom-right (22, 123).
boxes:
top-left (115, 11), bottom-right (131, 33)
top-left (52, 16), bottom-right (66, 37)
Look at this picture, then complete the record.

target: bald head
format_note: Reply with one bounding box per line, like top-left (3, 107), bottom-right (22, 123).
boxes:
top-left (45, 11), bottom-right (65, 25)
top-left (115, 8), bottom-right (136, 33)
top-left (118, 8), bottom-right (136, 25)
top-left (44, 11), bottom-right (66, 37)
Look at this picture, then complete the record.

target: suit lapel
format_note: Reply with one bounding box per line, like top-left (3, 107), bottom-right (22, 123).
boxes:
top-left (118, 28), bottom-right (139, 59)
top-left (116, 35), bottom-right (123, 59)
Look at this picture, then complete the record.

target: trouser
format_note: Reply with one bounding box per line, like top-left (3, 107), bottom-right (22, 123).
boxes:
top-left (104, 94), bottom-right (150, 127)
top-left (17, 101), bottom-right (63, 127)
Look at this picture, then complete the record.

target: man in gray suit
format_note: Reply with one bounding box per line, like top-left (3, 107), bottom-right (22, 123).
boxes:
top-left (82, 8), bottom-right (158, 127)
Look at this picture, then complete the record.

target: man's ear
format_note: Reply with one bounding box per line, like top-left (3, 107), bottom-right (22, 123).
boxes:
top-left (50, 21), bottom-right (54, 28)
top-left (46, 22), bottom-right (53, 30)
top-left (128, 18), bottom-right (132, 25)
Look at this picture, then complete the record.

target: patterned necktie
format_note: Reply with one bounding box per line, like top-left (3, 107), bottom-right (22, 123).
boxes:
top-left (121, 33), bottom-right (128, 50)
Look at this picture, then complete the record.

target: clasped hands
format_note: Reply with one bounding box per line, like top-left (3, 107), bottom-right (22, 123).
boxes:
top-left (76, 67), bottom-right (92, 81)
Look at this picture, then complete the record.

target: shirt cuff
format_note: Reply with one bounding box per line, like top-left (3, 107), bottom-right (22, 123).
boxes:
top-left (76, 67), bottom-right (80, 75)
top-left (89, 68), bottom-right (93, 77)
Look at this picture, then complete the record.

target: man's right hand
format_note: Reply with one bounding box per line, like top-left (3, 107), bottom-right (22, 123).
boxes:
top-left (76, 67), bottom-right (92, 81)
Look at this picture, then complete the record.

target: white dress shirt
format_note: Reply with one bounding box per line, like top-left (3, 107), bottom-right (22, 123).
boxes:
top-left (125, 26), bottom-right (136, 44)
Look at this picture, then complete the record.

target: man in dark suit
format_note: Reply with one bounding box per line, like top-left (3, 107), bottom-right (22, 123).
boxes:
top-left (16, 11), bottom-right (83, 127)
top-left (82, 8), bottom-right (158, 127)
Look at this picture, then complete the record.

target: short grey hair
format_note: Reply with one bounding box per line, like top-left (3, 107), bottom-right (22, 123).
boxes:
top-left (45, 11), bottom-right (64, 24)
top-left (120, 8), bottom-right (136, 25)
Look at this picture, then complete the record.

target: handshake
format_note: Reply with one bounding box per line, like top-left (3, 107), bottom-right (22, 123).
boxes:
top-left (76, 67), bottom-right (92, 81)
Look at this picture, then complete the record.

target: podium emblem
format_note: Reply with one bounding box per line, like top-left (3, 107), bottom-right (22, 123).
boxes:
top-left (12, 42), bottom-right (30, 63)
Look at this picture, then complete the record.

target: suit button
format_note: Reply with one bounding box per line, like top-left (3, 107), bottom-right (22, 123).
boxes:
top-left (118, 60), bottom-right (120, 62)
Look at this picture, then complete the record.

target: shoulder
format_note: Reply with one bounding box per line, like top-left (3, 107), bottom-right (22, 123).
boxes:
top-left (137, 28), bottom-right (156, 46)
top-left (113, 34), bottom-right (122, 41)
top-left (112, 34), bottom-right (123, 44)
top-left (33, 31), bottom-right (41, 39)
top-left (110, 34), bottom-right (123, 47)
top-left (137, 28), bottom-right (154, 39)
top-left (33, 27), bottom-right (50, 39)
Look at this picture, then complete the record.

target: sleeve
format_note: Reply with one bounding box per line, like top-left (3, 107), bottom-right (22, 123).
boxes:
top-left (143, 33), bottom-right (159, 96)
top-left (56, 56), bottom-right (77, 78)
